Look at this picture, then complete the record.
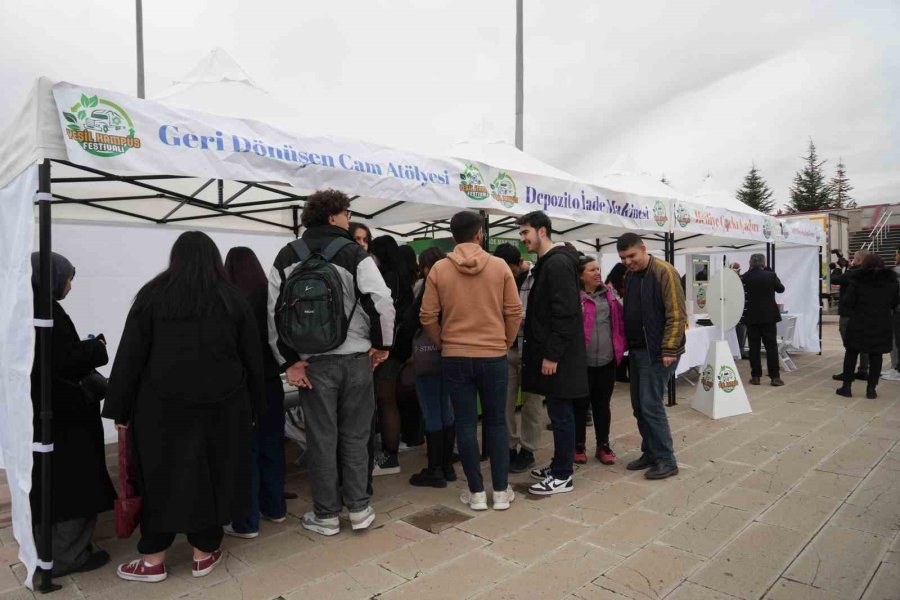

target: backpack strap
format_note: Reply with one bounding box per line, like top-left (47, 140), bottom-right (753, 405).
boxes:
top-left (321, 237), bottom-right (361, 322)
top-left (289, 239), bottom-right (312, 263)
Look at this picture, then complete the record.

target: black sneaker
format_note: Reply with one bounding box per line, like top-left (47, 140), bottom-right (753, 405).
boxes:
top-left (626, 454), bottom-right (655, 471)
top-left (509, 447), bottom-right (518, 464)
top-left (409, 467), bottom-right (446, 488)
top-left (645, 463), bottom-right (679, 480)
top-left (510, 449), bottom-right (536, 473)
top-left (372, 451), bottom-right (400, 476)
top-left (831, 372), bottom-right (844, 381)
top-left (528, 475), bottom-right (574, 495)
top-left (854, 371), bottom-right (869, 381)
top-left (529, 464), bottom-right (552, 480)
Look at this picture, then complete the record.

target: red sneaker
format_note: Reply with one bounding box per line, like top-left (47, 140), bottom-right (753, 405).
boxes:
top-left (116, 558), bottom-right (167, 583)
top-left (192, 549), bottom-right (224, 578)
top-left (574, 450), bottom-right (588, 464)
top-left (596, 446), bottom-right (616, 465)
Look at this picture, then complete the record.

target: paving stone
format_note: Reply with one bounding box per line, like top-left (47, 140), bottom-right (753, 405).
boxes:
top-left (476, 541), bottom-right (621, 600)
top-left (400, 504), bottom-right (472, 534)
top-left (722, 432), bottom-right (799, 467)
top-left (793, 470), bottom-right (862, 500)
top-left (602, 542), bottom-right (702, 600)
top-left (784, 525), bottom-right (890, 597)
top-left (758, 491), bottom-right (842, 534)
top-left (557, 482), bottom-right (655, 527)
top-left (227, 530), bottom-right (316, 566)
top-left (378, 550), bottom-right (517, 600)
top-left (660, 503), bottom-right (754, 558)
top-left (454, 502), bottom-right (544, 541)
top-left (690, 523), bottom-right (807, 600)
top-left (569, 582), bottom-right (635, 599)
top-left (642, 461), bottom-right (750, 518)
top-left (667, 581), bottom-right (744, 599)
top-left (377, 527), bottom-right (487, 579)
top-left (490, 515), bottom-right (590, 565)
top-left (861, 561), bottom-right (900, 600)
top-left (818, 436), bottom-right (895, 478)
top-left (284, 566), bottom-right (405, 600)
top-left (584, 508), bottom-right (677, 557)
top-left (763, 578), bottom-right (846, 600)
top-left (711, 486), bottom-right (779, 514)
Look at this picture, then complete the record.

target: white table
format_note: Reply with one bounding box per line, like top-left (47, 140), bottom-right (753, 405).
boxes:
top-left (677, 325), bottom-right (741, 377)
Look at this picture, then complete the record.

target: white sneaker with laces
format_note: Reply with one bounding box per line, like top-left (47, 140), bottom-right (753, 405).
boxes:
top-left (530, 464), bottom-right (552, 480)
top-left (350, 506), bottom-right (376, 530)
top-left (881, 369), bottom-right (900, 381)
top-left (492, 485), bottom-right (516, 510)
top-left (460, 489), bottom-right (488, 510)
top-left (223, 524), bottom-right (259, 539)
top-left (529, 475), bottom-right (574, 496)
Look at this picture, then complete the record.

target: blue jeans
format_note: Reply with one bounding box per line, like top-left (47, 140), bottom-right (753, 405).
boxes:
top-left (415, 374), bottom-right (454, 432)
top-left (629, 350), bottom-right (678, 467)
top-left (232, 377), bottom-right (287, 533)
top-left (546, 397), bottom-right (575, 479)
top-left (442, 356), bottom-right (509, 493)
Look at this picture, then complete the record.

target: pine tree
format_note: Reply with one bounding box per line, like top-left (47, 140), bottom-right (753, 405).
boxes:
top-left (788, 139), bottom-right (832, 212)
top-left (736, 163), bottom-right (775, 213)
top-left (829, 159), bottom-right (856, 209)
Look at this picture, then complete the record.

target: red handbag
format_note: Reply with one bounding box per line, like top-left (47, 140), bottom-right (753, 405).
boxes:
top-left (114, 427), bottom-right (143, 539)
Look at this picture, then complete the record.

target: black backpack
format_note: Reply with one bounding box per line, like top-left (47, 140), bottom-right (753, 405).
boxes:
top-left (275, 237), bottom-right (358, 354)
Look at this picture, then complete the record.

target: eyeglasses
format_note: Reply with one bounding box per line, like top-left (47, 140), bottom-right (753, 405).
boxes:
top-left (343, 209), bottom-right (352, 219)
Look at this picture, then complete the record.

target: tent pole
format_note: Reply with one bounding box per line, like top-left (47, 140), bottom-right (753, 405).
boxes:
top-left (35, 160), bottom-right (61, 594)
top-left (292, 206), bottom-right (300, 239)
top-left (135, 0), bottom-right (145, 99)
top-left (515, 0), bottom-right (523, 150)
top-left (665, 232), bottom-right (677, 406)
top-left (480, 210), bottom-right (490, 461)
top-left (771, 243), bottom-right (776, 271)
top-left (818, 245), bottom-right (823, 356)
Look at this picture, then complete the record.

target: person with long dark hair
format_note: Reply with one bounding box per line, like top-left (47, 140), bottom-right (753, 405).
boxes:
top-left (836, 253), bottom-right (899, 399)
top-left (223, 247), bottom-right (287, 538)
top-left (349, 222), bottom-right (372, 252)
top-left (104, 231), bottom-right (264, 582)
top-left (369, 235), bottom-right (415, 476)
top-left (405, 246), bottom-right (457, 487)
top-left (29, 252), bottom-right (115, 579)
top-left (574, 256), bottom-right (625, 465)
top-left (605, 263), bottom-right (630, 383)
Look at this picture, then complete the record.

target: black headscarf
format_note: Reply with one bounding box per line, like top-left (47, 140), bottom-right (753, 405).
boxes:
top-left (30, 251), bottom-right (75, 300)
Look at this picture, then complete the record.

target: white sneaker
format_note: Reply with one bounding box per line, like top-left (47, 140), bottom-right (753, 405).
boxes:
top-left (349, 506), bottom-right (376, 531)
top-left (223, 524), bottom-right (259, 539)
top-left (460, 489), bottom-right (488, 511)
top-left (529, 475), bottom-right (574, 496)
top-left (492, 485), bottom-right (516, 510)
top-left (881, 370), bottom-right (900, 381)
top-left (301, 511), bottom-right (340, 536)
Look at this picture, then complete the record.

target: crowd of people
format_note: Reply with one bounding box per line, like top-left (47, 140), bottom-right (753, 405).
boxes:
top-left (32, 187), bottom-right (899, 585)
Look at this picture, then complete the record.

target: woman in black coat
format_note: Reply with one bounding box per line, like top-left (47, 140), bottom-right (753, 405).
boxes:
top-left (29, 252), bottom-right (115, 577)
top-left (837, 254), bottom-right (899, 399)
top-left (103, 232), bottom-right (264, 583)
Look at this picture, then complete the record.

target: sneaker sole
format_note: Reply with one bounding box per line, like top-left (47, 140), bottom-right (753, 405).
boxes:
top-left (261, 514), bottom-right (287, 523)
top-left (117, 570), bottom-right (167, 583)
top-left (529, 471), bottom-right (551, 481)
top-left (461, 496), bottom-right (488, 511)
top-left (224, 530), bottom-right (259, 539)
top-left (351, 512), bottom-right (376, 531)
top-left (645, 468), bottom-right (679, 480)
top-left (372, 467), bottom-right (401, 477)
top-left (192, 559), bottom-right (222, 578)
top-left (302, 522), bottom-right (341, 536)
top-left (528, 485), bottom-right (574, 496)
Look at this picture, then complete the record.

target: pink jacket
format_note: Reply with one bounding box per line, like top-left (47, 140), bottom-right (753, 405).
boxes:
top-left (581, 286), bottom-right (626, 366)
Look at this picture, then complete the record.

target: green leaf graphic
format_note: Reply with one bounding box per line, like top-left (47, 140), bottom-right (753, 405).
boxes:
top-left (67, 124), bottom-right (79, 131)
top-left (70, 103), bottom-right (80, 112)
top-left (81, 94), bottom-right (90, 108)
top-left (88, 95), bottom-right (99, 107)
top-left (77, 110), bottom-right (86, 120)
top-left (63, 112), bottom-right (77, 124)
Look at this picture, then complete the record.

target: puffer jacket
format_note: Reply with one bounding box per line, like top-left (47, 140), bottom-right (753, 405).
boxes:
top-left (622, 255), bottom-right (686, 360)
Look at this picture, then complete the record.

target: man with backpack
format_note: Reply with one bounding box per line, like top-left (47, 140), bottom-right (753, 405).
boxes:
top-left (267, 189), bottom-right (395, 536)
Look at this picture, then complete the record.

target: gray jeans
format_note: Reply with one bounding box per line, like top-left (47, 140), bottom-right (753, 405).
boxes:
top-left (839, 316), bottom-right (869, 371)
top-left (300, 353), bottom-right (375, 518)
top-left (506, 346), bottom-right (546, 452)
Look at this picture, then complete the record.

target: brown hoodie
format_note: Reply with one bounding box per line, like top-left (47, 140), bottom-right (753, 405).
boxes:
top-left (420, 242), bottom-right (523, 357)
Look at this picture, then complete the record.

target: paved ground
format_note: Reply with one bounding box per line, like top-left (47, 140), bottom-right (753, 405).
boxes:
top-left (1, 322), bottom-right (899, 600)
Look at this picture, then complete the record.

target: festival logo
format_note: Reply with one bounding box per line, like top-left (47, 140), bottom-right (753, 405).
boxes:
top-left (763, 219), bottom-right (773, 240)
top-left (696, 285), bottom-right (707, 309)
top-left (653, 200), bottom-right (668, 227)
top-left (701, 364), bottom-right (714, 391)
top-left (459, 164), bottom-right (489, 201)
top-left (490, 172), bottom-right (519, 208)
top-left (675, 204), bottom-right (692, 228)
top-left (717, 365), bottom-right (739, 393)
top-left (61, 93), bottom-right (141, 157)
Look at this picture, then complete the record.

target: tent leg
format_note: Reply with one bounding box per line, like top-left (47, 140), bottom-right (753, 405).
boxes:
top-left (35, 160), bottom-right (61, 594)
top-left (664, 233), bottom-right (677, 407)
top-left (291, 206), bottom-right (300, 239)
top-left (480, 210), bottom-right (489, 461)
top-left (818, 245), bottom-right (823, 355)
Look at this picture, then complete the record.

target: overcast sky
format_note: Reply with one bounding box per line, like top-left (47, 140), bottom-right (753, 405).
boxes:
top-left (1, 0), bottom-right (898, 209)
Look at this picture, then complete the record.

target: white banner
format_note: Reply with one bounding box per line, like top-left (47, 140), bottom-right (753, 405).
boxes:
top-left (52, 82), bottom-right (666, 232)
top-left (672, 200), bottom-right (779, 244)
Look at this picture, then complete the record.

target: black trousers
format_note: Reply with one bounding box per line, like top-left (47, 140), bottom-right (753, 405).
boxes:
top-left (842, 350), bottom-right (882, 388)
top-left (746, 322), bottom-right (779, 379)
top-left (574, 362), bottom-right (617, 450)
top-left (138, 525), bottom-right (223, 555)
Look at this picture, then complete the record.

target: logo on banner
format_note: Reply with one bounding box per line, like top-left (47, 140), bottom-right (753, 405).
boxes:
top-left (459, 164), bottom-right (489, 201)
top-left (61, 93), bottom-right (141, 157)
top-left (717, 366), bottom-right (739, 393)
top-left (763, 219), bottom-right (773, 240)
top-left (675, 204), bottom-right (692, 228)
top-left (701, 365), bottom-right (714, 391)
top-left (653, 200), bottom-right (668, 227)
top-left (696, 285), bottom-right (707, 309)
top-left (490, 172), bottom-right (519, 208)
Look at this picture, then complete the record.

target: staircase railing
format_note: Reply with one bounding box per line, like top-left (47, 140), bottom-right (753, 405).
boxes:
top-left (862, 209), bottom-right (893, 252)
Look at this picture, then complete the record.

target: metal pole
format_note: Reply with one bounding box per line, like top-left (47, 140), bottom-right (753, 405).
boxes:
top-left (35, 161), bottom-right (61, 594)
top-left (771, 243), bottom-right (776, 271)
top-left (480, 209), bottom-right (490, 460)
top-left (135, 0), bottom-right (145, 99)
top-left (291, 205), bottom-right (299, 239)
top-left (217, 179), bottom-right (224, 207)
top-left (515, 0), bottom-right (523, 150)
top-left (665, 232), bottom-right (677, 406)
top-left (818, 245), bottom-right (823, 356)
